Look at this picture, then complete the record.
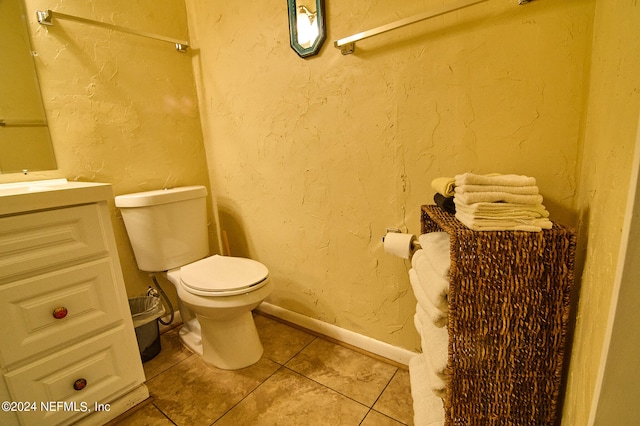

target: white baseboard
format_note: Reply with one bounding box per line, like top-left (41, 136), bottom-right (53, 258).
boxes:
top-left (256, 302), bottom-right (416, 366)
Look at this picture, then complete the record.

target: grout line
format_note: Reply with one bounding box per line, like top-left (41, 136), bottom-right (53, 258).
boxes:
top-left (369, 369), bottom-right (400, 417)
top-left (132, 312), bottom-right (411, 425)
top-left (210, 364), bottom-right (287, 424)
top-left (102, 397), bottom-right (154, 425)
top-left (370, 368), bottom-right (398, 408)
top-left (359, 409), bottom-right (374, 425)
top-left (276, 334), bottom-right (318, 366)
top-left (151, 401), bottom-right (178, 425)
top-left (258, 314), bottom-right (406, 414)
top-left (280, 365), bottom-right (372, 409)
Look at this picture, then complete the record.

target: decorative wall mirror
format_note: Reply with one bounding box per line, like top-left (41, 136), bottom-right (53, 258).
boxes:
top-left (287, 0), bottom-right (326, 58)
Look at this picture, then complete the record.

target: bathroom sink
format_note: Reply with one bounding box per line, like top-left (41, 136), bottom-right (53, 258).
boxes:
top-left (0, 178), bottom-right (113, 216)
top-left (0, 178), bottom-right (69, 195)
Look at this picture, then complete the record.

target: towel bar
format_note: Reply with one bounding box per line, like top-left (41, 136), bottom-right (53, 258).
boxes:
top-left (334, 0), bottom-right (533, 55)
top-left (36, 9), bottom-right (189, 53)
top-left (0, 119), bottom-right (48, 127)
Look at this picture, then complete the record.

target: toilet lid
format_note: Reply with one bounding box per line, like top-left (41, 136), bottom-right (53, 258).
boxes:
top-left (180, 255), bottom-right (269, 295)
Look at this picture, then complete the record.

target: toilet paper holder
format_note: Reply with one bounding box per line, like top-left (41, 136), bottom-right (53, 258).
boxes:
top-left (383, 228), bottom-right (422, 250)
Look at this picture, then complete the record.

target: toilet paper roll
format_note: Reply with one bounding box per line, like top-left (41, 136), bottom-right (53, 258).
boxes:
top-left (384, 232), bottom-right (416, 259)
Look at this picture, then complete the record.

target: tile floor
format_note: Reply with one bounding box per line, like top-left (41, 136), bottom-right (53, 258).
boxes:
top-left (110, 313), bottom-right (414, 426)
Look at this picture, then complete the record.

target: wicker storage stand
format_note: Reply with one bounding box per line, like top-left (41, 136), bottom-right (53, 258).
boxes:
top-left (420, 205), bottom-right (576, 426)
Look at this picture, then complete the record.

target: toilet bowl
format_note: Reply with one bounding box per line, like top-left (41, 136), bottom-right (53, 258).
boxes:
top-left (115, 186), bottom-right (272, 370)
top-left (166, 255), bottom-right (272, 369)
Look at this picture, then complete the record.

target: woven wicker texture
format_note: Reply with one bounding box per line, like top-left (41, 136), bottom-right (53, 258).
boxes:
top-left (420, 205), bottom-right (576, 426)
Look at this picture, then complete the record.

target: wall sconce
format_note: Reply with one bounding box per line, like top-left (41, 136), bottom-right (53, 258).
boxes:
top-left (287, 0), bottom-right (326, 58)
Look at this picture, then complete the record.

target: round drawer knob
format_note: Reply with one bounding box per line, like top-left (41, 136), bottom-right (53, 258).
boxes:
top-left (52, 307), bottom-right (68, 319)
top-left (73, 378), bottom-right (87, 391)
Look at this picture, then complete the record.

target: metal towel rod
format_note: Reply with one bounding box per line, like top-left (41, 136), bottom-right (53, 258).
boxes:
top-left (0, 119), bottom-right (48, 128)
top-left (334, 0), bottom-right (532, 55)
top-left (36, 9), bottom-right (189, 53)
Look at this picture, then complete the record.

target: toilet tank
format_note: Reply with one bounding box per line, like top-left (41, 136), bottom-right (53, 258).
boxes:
top-left (115, 186), bottom-right (210, 272)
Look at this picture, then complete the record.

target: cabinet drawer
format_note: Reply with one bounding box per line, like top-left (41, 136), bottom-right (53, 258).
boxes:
top-left (4, 326), bottom-right (144, 426)
top-left (0, 204), bottom-right (109, 282)
top-left (0, 260), bottom-right (123, 366)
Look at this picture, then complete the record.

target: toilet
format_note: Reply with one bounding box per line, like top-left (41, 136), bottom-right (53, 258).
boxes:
top-left (115, 186), bottom-right (272, 370)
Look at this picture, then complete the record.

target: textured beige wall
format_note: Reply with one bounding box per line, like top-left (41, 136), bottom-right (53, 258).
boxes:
top-left (6, 0), bottom-right (639, 420)
top-left (186, 0), bottom-right (593, 350)
top-left (1, 0), bottom-right (213, 302)
top-left (563, 2), bottom-right (640, 424)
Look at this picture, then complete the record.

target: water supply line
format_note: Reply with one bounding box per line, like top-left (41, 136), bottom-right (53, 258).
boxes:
top-left (149, 273), bottom-right (175, 326)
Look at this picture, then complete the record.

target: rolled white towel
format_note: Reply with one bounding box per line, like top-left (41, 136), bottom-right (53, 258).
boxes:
top-left (423, 353), bottom-right (447, 398)
top-left (455, 184), bottom-right (540, 195)
top-left (431, 177), bottom-right (456, 197)
top-left (410, 354), bottom-right (446, 398)
top-left (409, 355), bottom-right (445, 426)
top-left (418, 314), bottom-right (448, 379)
top-left (416, 301), bottom-right (447, 329)
top-left (415, 303), bottom-right (429, 326)
top-left (455, 172), bottom-right (537, 187)
top-left (414, 312), bottom-right (423, 337)
top-left (410, 270), bottom-right (448, 327)
top-left (455, 191), bottom-right (544, 205)
top-left (411, 250), bottom-right (449, 313)
top-left (416, 233), bottom-right (450, 277)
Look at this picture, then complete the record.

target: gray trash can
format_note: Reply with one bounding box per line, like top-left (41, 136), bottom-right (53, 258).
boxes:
top-left (129, 296), bottom-right (166, 362)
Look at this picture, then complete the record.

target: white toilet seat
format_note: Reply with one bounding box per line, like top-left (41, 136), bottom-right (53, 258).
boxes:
top-left (180, 255), bottom-right (269, 297)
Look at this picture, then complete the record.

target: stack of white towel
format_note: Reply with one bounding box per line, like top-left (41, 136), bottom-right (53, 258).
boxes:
top-left (453, 173), bottom-right (553, 232)
top-left (408, 232), bottom-right (450, 426)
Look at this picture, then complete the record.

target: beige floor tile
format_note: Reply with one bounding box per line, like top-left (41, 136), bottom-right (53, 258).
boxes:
top-left (373, 369), bottom-right (414, 425)
top-left (146, 354), bottom-right (279, 426)
top-left (361, 409), bottom-right (407, 426)
top-left (215, 368), bottom-right (369, 426)
top-left (254, 314), bottom-right (316, 364)
top-left (112, 402), bottom-right (174, 425)
top-left (143, 327), bottom-right (193, 380)
top-left (285, 338), bottom-right (398, 406)
top-left (117, 314), bottom-right (412, 425)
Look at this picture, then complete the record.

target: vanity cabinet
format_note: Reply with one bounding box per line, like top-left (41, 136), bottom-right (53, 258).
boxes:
top-left (0, 181), bottom-right (147, 426)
